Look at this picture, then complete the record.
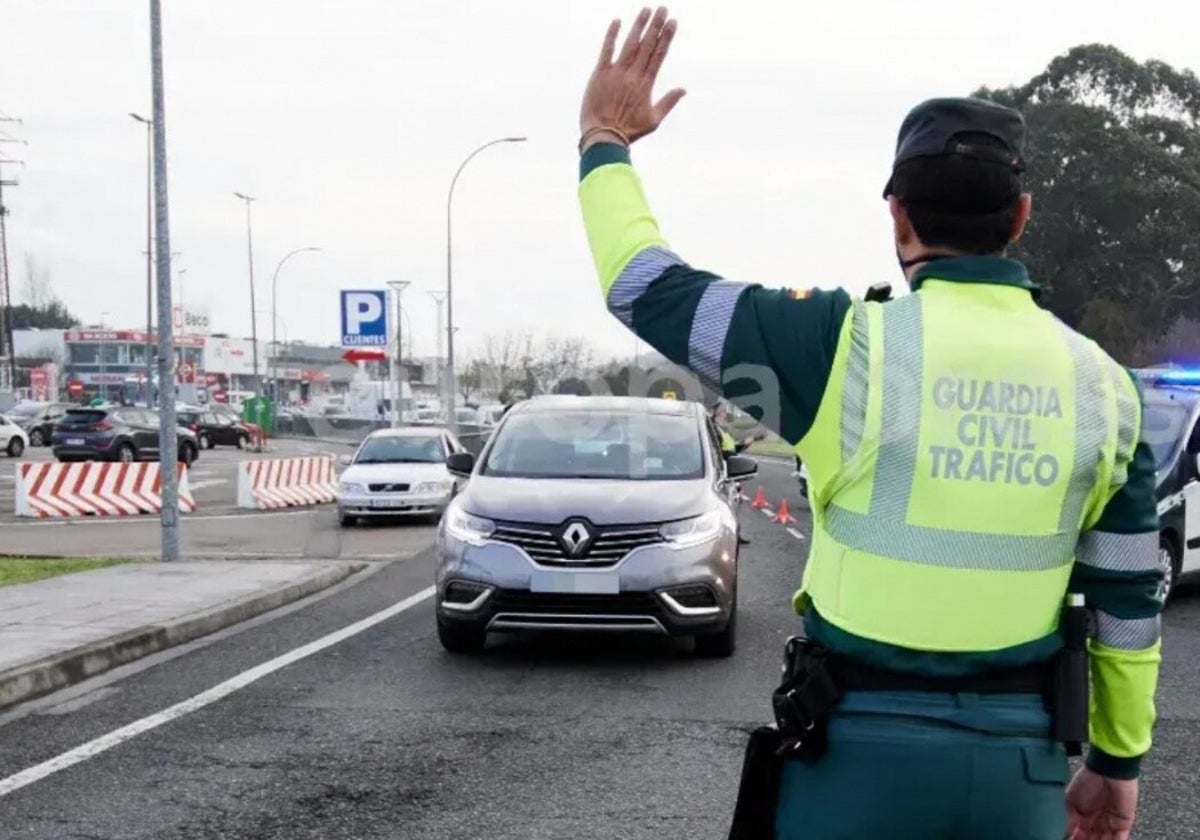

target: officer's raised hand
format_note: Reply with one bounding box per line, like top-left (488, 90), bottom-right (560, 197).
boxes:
top-left (579, 6), bottom-right (686, 147)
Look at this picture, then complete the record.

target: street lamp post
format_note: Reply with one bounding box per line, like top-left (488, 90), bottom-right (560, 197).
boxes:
top-left (233, 192), bottom-right (258, 393)
top-left (445, 136), bottom-right (526, 421)
top-left (270, 247), bottom-right (320, 399)
top-left (149, 0), bottom-right (180, 561)
top-left (99, 311), bottom-right (111, 402)
top-left (176, 266), bottom-right (187, 330)
top-left (386, 280), bottom-right (411, 428)
top-left (130, 112), bottom-right (153, 404)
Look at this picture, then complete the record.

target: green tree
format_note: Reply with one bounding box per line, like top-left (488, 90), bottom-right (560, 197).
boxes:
top-left (976, 45), bottom-right (1200, 360)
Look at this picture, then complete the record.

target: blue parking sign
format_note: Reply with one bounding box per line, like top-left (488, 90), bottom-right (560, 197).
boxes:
top-left (340, 290), bottom-right (388, 347)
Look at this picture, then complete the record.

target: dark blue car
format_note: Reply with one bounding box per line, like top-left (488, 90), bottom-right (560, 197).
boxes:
top-left (52, 407), bottom-right (198, 465)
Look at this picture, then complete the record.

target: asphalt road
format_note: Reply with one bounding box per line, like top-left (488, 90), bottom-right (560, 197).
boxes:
top-left (1, 460), bottom-right (1197, 839)
top-left (0, 437), bottom-right (349, 519)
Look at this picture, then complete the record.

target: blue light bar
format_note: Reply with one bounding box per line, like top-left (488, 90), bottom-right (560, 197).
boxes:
top-left (1151, 369), bottom-right (1200, 386)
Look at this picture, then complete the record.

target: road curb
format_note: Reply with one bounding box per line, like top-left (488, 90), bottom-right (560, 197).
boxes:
top-left (0, 561), bottom-right (367, 712)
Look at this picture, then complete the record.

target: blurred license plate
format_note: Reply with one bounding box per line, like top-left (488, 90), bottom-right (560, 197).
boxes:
top-left (370, 498), bottom-right (405, 509)
top-left (529, 570), bottom-right (619, 595)
top-left (66, 438), bottom-right (85, 446)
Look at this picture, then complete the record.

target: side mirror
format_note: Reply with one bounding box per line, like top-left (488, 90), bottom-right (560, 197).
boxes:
top-left (446, 451), bottom-right (476, 477)
top-left (338, 454), bottom-right (353, 467)
top-left (725, 454), bottom-right (758, 480)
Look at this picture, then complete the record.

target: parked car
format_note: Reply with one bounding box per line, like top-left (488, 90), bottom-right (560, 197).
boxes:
top-left (7, 401), bottom-right (75, 447)
top-left (177, 407), bottom-right (253, 450)
top-left (434, 395), bottom-right (756, 657)
top-left (337, 427), bottom-right (466, 526)
top-left (0, 414), bottom-right (29, 457)
top-left (52, 407), bottom-right (199, 465)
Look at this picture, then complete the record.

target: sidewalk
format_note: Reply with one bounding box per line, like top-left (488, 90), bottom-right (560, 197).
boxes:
top-left (0, 559), bottom-right (364, 711)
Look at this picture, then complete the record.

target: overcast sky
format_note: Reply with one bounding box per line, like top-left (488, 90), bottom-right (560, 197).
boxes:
top-left (2, 0), bottom-right (1197, 362)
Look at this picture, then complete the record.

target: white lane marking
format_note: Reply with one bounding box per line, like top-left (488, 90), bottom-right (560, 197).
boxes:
top-left (0, 584), bottom-right (436, 797)
top-left (786, 527), bottom-right (806, 541)
top-left (187, 479), bottom-right (228, 492)
top-left (759, 507), bottom-right (775, 517)
top-left (2, 509), bottom-right (326, 527)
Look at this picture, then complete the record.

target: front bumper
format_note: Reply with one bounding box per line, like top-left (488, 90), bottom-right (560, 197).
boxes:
top-left (339, 491), bottom-right (451, 517)
top-left (435, 530), bottom-right (737, 636)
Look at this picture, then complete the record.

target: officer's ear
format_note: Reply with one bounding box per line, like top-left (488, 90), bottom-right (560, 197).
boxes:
top-left (1009, 193), bottom-right (1033, 244)
top-left (887, 197), bottom-right (917, 247)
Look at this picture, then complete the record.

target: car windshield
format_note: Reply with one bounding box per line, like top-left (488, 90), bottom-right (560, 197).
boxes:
top-left (1143, 400), bottom-right (1191, 471)
top-left (481, 409), bottom-right (704, 480)
top-left (355, 434), bottom-right (445, 464)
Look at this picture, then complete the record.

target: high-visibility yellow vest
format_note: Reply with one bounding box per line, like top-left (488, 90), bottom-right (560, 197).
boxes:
top-left (720, 429), bottom-right (736, 454)
top-left (794, 280), bottom-right (1141, 653)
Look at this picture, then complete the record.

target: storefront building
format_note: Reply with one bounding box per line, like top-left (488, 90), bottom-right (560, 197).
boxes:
top-left (64, 329), bottom-right (206, 403)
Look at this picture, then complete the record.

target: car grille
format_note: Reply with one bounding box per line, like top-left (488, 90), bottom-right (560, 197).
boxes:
top-left (490, 590), bottom-right (659, 615)
top-left (368, 482), bottom-right (410, 493)
top-left (489, 521), bottom-right (664, 566)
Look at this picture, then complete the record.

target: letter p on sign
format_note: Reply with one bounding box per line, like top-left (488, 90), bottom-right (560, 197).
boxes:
top-left (340, 289), bottom-right (388, 347)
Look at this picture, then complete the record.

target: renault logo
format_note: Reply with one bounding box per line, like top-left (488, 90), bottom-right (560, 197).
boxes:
top-left (559, 520), bottom-right (594, 557)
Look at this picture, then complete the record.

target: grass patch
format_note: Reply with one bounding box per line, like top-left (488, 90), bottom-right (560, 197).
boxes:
top-left (0, 557), bottom-right (137, 588)
top-left (747, 436), bottom-right (796, 459)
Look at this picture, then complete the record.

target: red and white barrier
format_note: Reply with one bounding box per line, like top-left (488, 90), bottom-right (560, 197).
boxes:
top-left (237, 456), bottom-right (337, 510)
top-left (14, 462), bottom-right (195, 518)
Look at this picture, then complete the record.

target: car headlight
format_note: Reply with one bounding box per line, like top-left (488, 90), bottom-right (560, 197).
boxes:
top-left (414, 479), bottom-right (453, 495)
top-left (445, 506), bottom-right (495, 546)
top-left (339, 481), bottom-right (366, 494)
top-left (659, 510), bottom-right (724, 548)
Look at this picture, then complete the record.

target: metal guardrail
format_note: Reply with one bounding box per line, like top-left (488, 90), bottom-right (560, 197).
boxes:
top-left (276, 414), bottom-right (493, 456)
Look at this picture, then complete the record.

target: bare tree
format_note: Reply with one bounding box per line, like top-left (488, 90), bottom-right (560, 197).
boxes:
top-left (20, 253), bottom-right (53, 310)
top-left (520, 333), bottom-right (597, 395)
top-left (476, 331), bottom-right (524, 397)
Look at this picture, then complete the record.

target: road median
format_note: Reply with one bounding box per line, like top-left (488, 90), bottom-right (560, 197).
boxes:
top-left (0, 559), bottom-right (366, 711)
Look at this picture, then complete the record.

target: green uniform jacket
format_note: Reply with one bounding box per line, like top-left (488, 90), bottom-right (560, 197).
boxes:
top-left (578, 142), bottom-right (1162, 779)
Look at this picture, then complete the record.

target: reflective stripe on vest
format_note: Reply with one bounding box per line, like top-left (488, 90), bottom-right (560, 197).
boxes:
top-left (796, 283), bottom-right (1140, 651)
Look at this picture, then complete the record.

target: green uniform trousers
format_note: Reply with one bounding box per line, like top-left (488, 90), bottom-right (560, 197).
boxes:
top-left (774, 691), bottom-right (1069, 840)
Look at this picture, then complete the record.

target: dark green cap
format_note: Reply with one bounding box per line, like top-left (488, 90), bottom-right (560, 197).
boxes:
top-left (883, 97), bottom-right (1025, 198)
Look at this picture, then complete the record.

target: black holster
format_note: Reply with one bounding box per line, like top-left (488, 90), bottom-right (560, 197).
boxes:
top-left (1046, 596), bottom-right (1091, 756)
top-left (727, 638), bottom-right (844, 840)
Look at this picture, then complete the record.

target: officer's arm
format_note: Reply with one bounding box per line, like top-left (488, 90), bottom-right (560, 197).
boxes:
top-left (578, 143), bottom-right (851, 444)
top-left (1069, 374), bottom-right (1163, 780)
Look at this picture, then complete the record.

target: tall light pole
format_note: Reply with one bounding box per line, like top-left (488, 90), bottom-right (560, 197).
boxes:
top-left (445, 136), bottom-right (526, 421)
top-left (386, 280), bottom-right (411, 428)
top-left (130, 113), bottom-right (154, 404)
top-left (99, 311), bottom-right (111, 402)
top-left (427, 290), bottom-right (446, 398)
top-left (270, 246), bottom-right (320, 398)
top-left (150, 0), bottom-right (180, 561)
top-left (233, 191), bottom-right (258, 393)
top-left (175, 266), bottom-right (187, 330)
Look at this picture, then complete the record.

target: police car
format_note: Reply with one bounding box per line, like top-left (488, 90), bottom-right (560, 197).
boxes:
top-left (1137, 367), bottom-right (1200, 603)
top-left (791, 368), bottom-right (1198, 603)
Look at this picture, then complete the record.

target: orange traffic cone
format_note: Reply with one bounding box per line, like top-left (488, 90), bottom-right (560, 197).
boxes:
top-left (772, 498), bottom-right (795, 524)
top-left (750, 486), bottom-right (769, 509)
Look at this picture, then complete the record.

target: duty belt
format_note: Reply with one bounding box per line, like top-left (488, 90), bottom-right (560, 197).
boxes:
top-left (771, 638), bottom-right (1053, 762)
top-left (828, 656), bottom-right (1048, 694)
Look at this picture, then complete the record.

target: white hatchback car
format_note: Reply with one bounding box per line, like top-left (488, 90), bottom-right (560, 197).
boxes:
top-left (0, 414), bottom-right (29, 458)
top-left (337, 426), bottom-right (465, 526)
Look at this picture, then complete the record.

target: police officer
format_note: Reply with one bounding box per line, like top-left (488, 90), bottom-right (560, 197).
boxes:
top-left (712, 400), bottom-right (764, 456)
top-left (576, 8), bottom-right (1162, 840)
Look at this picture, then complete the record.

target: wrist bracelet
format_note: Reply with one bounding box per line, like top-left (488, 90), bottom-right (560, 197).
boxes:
top-left (578, 126), bottom-right (631, 155)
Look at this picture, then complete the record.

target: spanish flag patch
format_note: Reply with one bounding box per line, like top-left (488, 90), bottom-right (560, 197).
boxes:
top-left (789, 288), bottom-right (812, 300)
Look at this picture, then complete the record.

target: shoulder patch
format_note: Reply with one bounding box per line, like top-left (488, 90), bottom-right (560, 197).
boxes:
top-left (789, 287), bottom-right (812, 300)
